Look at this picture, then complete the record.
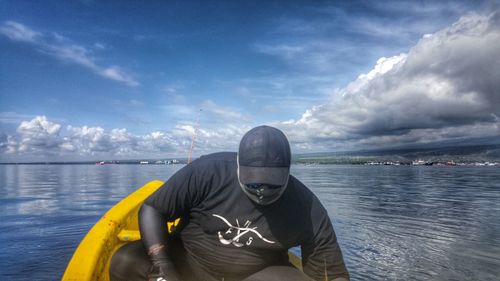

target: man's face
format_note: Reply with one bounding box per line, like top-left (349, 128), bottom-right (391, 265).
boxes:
top-left (237, 166), bottom-right (289, 205)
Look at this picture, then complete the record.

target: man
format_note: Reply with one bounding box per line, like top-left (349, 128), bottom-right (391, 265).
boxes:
top-left (110, 125), bottom-right (349, 281)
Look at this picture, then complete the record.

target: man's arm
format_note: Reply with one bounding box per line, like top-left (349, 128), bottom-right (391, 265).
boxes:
top-left (301, 196), bottom-right (350, 281)
top-left (139, 203), bottom-right (181, 281)
top-left (139, 163), bottom-right (204, 280)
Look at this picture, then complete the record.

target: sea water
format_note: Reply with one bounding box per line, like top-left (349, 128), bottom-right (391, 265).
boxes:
top-left (0, 164), bottom-right (499, 280)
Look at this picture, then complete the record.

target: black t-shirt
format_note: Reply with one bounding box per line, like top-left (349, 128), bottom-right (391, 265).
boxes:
top-left (144, 152), bottom-right (349, 280)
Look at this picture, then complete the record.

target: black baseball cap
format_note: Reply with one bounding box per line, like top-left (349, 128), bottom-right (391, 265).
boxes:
top-left (238, 126), bottom-right (291, 186)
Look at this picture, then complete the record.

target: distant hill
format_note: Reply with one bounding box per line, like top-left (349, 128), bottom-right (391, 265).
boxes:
top-left (294, 137), bottom-right (500, 164)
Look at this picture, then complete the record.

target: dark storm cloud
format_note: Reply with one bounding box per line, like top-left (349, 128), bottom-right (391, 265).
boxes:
top-left (282, 11), bottom-right (500, 150)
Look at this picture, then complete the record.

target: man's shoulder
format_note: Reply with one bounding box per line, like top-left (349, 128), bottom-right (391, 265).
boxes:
top-left (288, 175), bottom-right (309, 192)
top-left (190, 152), bottom-right (237, 174)
top-left (286, 175), bottom-right (324, 205)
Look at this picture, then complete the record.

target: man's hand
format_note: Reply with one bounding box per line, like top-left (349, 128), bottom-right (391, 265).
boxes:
top-left (148, 277), bottom-right (167, 281)
top-left (148, 260), bottom-right (181, 281)
top-left (147, 243), bottom-right (181, 281)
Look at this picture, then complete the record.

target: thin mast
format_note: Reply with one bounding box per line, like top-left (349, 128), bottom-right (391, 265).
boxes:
top-left (187, 109), bottom-right (202, 164)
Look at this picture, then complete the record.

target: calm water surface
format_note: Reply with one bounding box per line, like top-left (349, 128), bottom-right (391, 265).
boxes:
top-left (0, 164), bottom-right (499, 280)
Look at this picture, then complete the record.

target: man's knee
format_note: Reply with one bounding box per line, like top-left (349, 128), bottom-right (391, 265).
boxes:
top-left (110, 241), bottom-right (151, 281)
top-left (242, 265), bottom-right (309, 281)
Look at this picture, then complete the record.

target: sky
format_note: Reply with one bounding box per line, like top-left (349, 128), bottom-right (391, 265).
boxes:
top-left (1, 0), bottom-right (499, 162)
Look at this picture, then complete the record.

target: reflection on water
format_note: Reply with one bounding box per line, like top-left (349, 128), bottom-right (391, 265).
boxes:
top-left (0, 164), bottom-right (499, 280)
top-left (0, 164), bottom-right (180, 280)
top-left (292, 165), bottom-right (500, 281)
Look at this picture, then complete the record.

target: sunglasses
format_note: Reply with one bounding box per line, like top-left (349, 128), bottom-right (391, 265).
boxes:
top-left (245, 183), bottom-right (282, 190)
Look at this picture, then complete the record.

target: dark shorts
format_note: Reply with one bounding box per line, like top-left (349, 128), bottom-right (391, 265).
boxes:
top-left (109, 240), bottom-right (308, 281)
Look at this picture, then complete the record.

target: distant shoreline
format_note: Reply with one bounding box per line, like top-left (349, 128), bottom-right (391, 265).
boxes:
top-left (0, 159), bottom-right (186, 165)
top-left (0, 162), bottom-right (186, 165)
top-left (1, 160), bottom-right (498, 166)
top-left (2, 143), bottom-right (499, 166)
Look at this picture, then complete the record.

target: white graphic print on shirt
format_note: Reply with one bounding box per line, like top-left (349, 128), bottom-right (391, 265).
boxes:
top-left (212, 214), bottom-right (275, 247)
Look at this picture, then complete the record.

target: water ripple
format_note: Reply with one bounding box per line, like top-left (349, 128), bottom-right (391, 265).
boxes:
top-left (1, 165), bottom-right (499, 280)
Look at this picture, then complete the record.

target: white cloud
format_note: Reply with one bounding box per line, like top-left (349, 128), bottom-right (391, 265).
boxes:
top-left (254, 40), bottom-right (347, 73)
top-left (341, 54), bottom-right (408, 96)
top-left (1, 116), bottom-right (250, 161)
top-left (256, 1), bottom-right (479, 84)
top-left (370, 1), bottom-right (471, 16)
top-left (195, 125), bottom-right (250, 153)
top-left (18, 116), bottom-right (61, 136)
top-left (0, 21), bottom-right (40, 42)
top-left (231, 75), bottom-right (335, 117)
top-left (280, 11), bottom-right (500, 150)
top-left (0, 21), bottom-right (139, 87)
top-left (162, 83), bottom-right (186, 95)
top-left (66, 125), bottom-right (111, 153)
top-left (100, 66), bottom-right (139, 87)
top-left (43, 43), bottom-right (97, 69)
top-left (200, 100), bottom-right (251, 123)
top-left (254, 44), bottom-right (305, 60)
top-left (0, 133), bottom-right (17, 154)
top-left (93, 42), bottom-right (107, 50)
top-left (15, 116), bottom-right (62, 153)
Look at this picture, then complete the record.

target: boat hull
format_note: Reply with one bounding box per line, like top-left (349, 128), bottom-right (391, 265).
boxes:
top-left (62, 180), bottom-right (301, 280)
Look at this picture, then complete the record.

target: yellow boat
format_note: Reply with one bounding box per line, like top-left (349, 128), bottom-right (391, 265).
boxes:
top-left (62, 180), bottom-right (302, 280)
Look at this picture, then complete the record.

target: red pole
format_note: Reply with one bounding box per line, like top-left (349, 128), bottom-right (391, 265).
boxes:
top-left (187, 109), bottom-right (202, 164)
